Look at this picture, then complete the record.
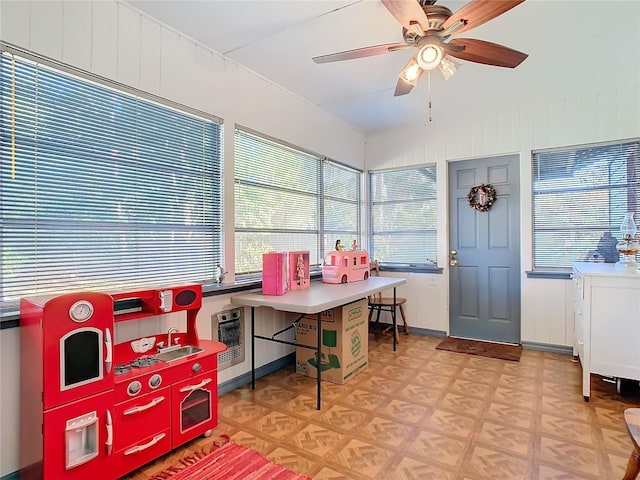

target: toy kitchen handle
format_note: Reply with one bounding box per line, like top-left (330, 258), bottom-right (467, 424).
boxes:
top-left (124, 433), bottom-right (166, 456)
top-left (105, 410), bottom-right (113, 456)
top-left (179, 378), bottom-right (212, 393)
top-left (123, 396), bottom-right (166, 416)
top-left (104, 328), bottom-right (112, 374)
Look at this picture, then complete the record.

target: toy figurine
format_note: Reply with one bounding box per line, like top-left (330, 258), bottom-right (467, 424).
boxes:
top-left (335, 239), bottom-right (343, 251)
top-left (296, 255), bottom-right (305, 286)
top-left (213, 265), bottom-right (227, 283)
top-left (351, 240), bottom-right (357, 250)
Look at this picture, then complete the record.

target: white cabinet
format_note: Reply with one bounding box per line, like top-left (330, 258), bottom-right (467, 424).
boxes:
top-left (573, 262), bottom-right (640, 401)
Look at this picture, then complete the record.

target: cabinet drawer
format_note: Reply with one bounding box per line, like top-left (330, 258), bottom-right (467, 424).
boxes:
top-left (162, 353), bottom-right (217, 385)
top-left (115, 429), bottom-right (171, 479)
top-left (114, 387), bottom-right (170, 450)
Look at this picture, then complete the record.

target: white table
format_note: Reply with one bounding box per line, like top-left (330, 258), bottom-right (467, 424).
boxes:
top-left (231, 276), bottom-right (406, 409)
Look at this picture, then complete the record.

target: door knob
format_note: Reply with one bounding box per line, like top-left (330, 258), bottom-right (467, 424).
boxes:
top-left (449, 249), bottom-right (458, 267)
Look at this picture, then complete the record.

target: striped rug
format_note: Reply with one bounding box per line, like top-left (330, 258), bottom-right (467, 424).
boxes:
top-left (150, 439), bottom-right (312, 480)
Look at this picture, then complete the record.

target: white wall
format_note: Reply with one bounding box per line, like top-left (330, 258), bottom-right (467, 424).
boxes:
top-left (0, 0), bottom-right (365, 476)
top-left (363, 0), bottom-right (640, 348)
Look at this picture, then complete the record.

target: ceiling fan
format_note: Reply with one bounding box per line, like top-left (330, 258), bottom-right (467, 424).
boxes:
top-left (312, 0), bottom-right (528, 96)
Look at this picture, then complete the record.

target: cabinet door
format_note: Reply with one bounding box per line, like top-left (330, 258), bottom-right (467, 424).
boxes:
top-left (43, 390), bottom-right (115, 480)
top-left (590, 282), bottom-right (640, 380)
top-left (171, 370), bottom-right (217, 447)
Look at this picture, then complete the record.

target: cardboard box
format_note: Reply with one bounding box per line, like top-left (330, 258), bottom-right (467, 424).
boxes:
top-left (262, 252), bottom-right (288, 296)
top-left (295, 298), bottom-right (368, 384)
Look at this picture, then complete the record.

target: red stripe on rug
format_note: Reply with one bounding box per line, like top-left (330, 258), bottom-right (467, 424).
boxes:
top-left (150, 442), bottom-right (312, 480)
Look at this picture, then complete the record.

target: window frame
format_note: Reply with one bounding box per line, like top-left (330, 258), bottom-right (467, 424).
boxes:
top-left (368, 164), bottom-right (439, 271)
top-left (0, 45), bottom-right (224, 310)
top-left (233, 125), bottom-right (362, 277)
top-left (531, 138), bottom-right (639, 271)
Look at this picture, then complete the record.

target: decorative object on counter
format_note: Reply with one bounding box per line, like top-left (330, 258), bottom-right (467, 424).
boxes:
top-left (149, 437), bottom-right (312, 480)
top-left (213, 265), bottom-right (227, 283)
top-left (584, 250), bottom-right (604, 263)
top-left (262, 252), bottom-right (289, 295)
top-left (288, 250), bottom-right (310, 291)
top-left (335, 239), bottom-right (343, 251)
top-left (467, 183), bottom-right (497, 212)
top-left (616, 212), bottom-right (639, 270)
top-left (597, 231), bottom-right (619, 263)
top-left (351, 239), bottom-right (358, 250)
top-left (321, 249), bottom-right (370, 283)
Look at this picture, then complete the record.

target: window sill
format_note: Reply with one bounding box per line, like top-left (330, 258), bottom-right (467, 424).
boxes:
top-left (379, 264), bottom-right (443, 274)
top-left (525, 270), bottom-right (572, 280)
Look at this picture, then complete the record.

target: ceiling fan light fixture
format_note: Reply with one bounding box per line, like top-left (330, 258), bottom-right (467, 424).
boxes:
top-left (398, 57), bottom-right (423, 85)
top-left (439, 56), bottom-right (456, 81)
top-left (416, 44), bottom-right (443, 71)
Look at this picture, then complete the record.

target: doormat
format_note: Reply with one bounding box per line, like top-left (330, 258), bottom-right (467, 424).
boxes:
top-left (149, 435), bottom-right (312, 480)
top-left (436, 336), bottom-right (523, 362)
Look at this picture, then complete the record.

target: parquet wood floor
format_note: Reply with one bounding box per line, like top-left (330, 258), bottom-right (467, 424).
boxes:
top-left (122, 334), bottom-right (640, 480)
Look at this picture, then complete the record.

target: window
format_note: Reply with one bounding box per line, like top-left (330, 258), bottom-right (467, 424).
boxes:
top-left (0, 50), bottom-right (223, 309)
top-left (234, 127), bottom-right (361, 275)
top-left (532, 139), bottom-right (639, 269)
top-left (369, 165), bottom-right (438, 266)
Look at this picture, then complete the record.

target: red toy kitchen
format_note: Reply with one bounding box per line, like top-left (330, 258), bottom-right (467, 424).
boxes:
top-left (19, 284), bottom-right (227, 480)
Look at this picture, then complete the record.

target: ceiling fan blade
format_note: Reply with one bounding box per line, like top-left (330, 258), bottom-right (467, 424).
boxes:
top-left (442, 0), bottom-right (525, 35)
top-left (312, 43), bottom-right (409, 64)
top-left (382, 0), bottom-right (430, 33)
top-left (394, 77), bottom-right (415, 96)
top-left (447, 38), bottom-right (528, 68)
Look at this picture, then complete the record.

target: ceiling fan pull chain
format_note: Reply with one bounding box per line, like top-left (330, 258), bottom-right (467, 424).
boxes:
top-left (427, 70), bottom-right (432, 123)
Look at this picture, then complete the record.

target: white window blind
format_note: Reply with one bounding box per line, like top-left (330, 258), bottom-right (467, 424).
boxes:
top-left (532, 139), bottom-right (639, 269)
top-left (0, 50), bottom-right (223, 309)
top-left (369, 165), bottom-right (438, 266)
top-left (234, 127), bottom-right (361, 275)
top-left (322, 160), bottom-right (361, 254)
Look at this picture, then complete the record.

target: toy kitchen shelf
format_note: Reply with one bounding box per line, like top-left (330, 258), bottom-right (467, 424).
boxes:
top-left (112, 284), bottom-right (203, 346)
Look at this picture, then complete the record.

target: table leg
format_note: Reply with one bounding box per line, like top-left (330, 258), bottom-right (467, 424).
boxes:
top-left (316, 311), bottom-right (321, 410)
top-left (251, 306), bottom-right (256, 390)
top-left (392, 287), bottom-right (397, 352)
top-left (623, 445), bottom-right (640, 480)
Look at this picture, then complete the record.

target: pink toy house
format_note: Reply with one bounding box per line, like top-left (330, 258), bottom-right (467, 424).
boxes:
top-left (262, 252), bottom-right (289, 295)
top-left (289, 251), bottom-right (310, 290)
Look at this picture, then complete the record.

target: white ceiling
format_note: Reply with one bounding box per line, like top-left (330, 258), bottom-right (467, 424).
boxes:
top-left (126, 0), bottom-right (637, 134)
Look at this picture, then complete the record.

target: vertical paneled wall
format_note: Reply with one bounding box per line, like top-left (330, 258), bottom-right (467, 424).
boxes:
top-left (0, 1), bottom-right (365, 476)
top-left (365, 79), bottom-right (639, 349)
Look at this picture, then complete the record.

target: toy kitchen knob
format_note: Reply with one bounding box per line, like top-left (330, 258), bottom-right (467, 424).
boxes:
top-left (192, 363), bottom-right (202, 373)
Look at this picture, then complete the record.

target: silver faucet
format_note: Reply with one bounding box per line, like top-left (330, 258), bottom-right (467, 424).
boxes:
top-left (167, 326), bottom-right (178, 347)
